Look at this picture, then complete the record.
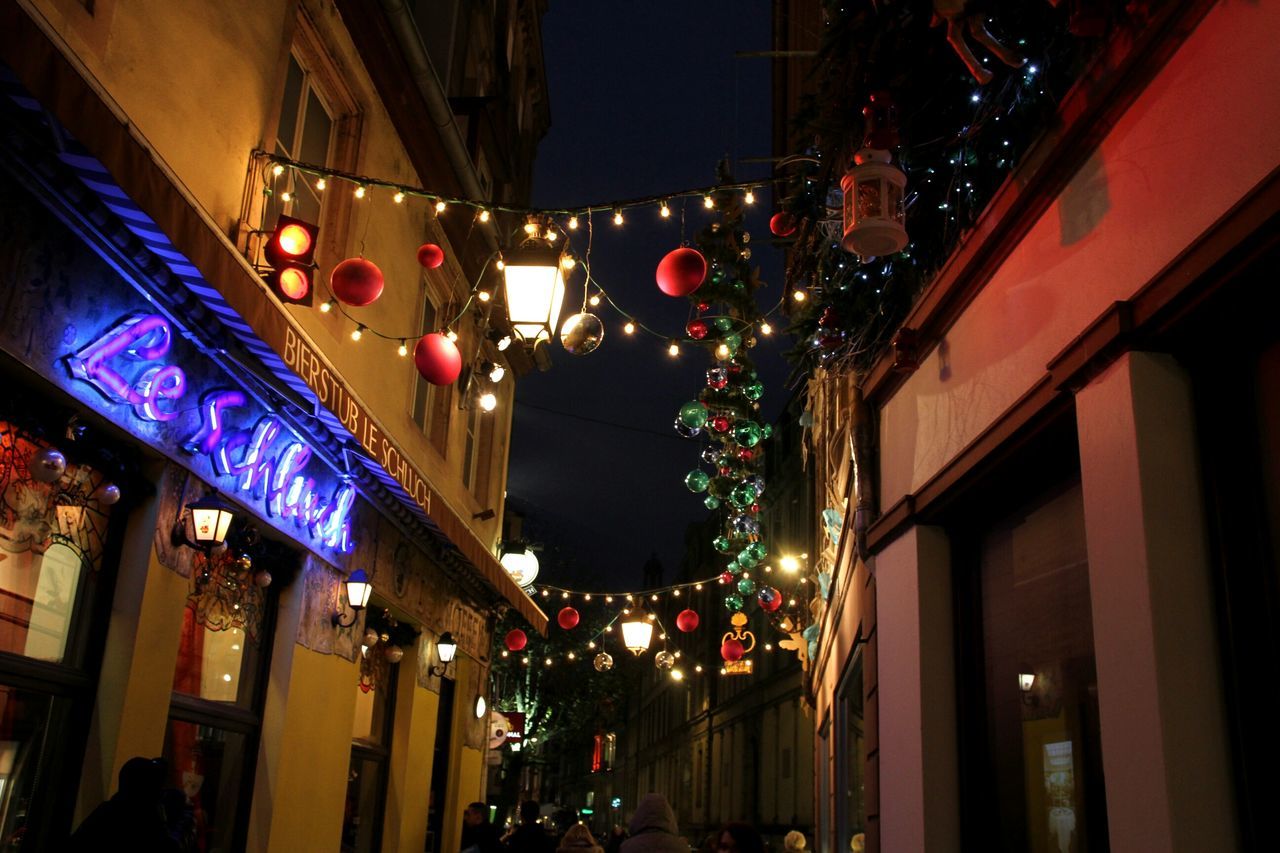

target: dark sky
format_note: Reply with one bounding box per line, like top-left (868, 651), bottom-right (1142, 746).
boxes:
top-left (507, 1), bottom-right (793, 590)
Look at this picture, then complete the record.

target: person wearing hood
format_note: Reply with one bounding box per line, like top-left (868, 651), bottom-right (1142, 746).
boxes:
top-left (558, 824), bottom-right (604, 853)
top-left (619, 794), bottom-right (688, 853)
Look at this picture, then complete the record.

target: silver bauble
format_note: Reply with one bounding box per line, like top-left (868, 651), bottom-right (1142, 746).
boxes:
top-left (593, 652), bottom-right (614, 672)
top-left (731, 515), bottom-right (761, 537)
top-left (384, 645), bottom-right (404, 663)
top-left (30, 448), bottom-right (66, 483)
top-left (96, 483), bottom-right (122, 505)
top-left (253, 569), bottom-right (273, 588)
top-left (673, 418), bottom-right (701, 438)
top-left (363, 628), bottom-right (380, 647)
top-left (560, 312), bottom-right (604, 356)
top-left (655, 651), bottom-right (676, 671)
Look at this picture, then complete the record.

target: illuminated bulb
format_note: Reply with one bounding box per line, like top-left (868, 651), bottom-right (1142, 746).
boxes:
top-left (764, 643), bottom-right (773, 651)
top-left (446, 330), bottom-right (458, 342)
top-left (544, 658), bottom-right (552, 667)
top-left (660, 201), bottom-right (671, 218)
top-left (501, 650), bottom-right (509, 658)
top-left (673, 589), bottom-right (681, 597)
top-left (435, 199), bottom-right (447, 213)
top-left (651, 593), bottom-right (658, 601)
top-left (668, 341), bottom-right (680, 358)
top-left (477, 290), bottom-right (491, 302)
top-left (478, 392), bottom-right (497, 412)
top-left (588, 641), bottom-right (596, 649)
top-left (568, 216), bottom-right (579, 230)
top-left (524, 222), bottom-right (538, 235)
top-left (320, 299), bottom-right (335, 313)
top-left (496, 259), bottom-right (506, 271)
top-left (605, 596), bottom-right (614, 604)
top-left (760, 321), bottom-right (773, 336)
top-left (546, 230), bottom-right (558, 242)
top-left (280, 191), bottom-right (293, 203)
top-left (478, 209), bottom-right (491, 223)
top-left (716, 343), bottom-right (730, 359)
top-left (393, 190), bottom-right (405, 204)
top-left (497, 336), bottom-right (512, 351)
top-left (354, 185), bottom-right (366, 199)
top-left (560, 256), bottom-right (576, 270)
top-left (704, 195), bottom-right (714, 209)
top-left (584, 594), bottom-right (592, 601)
top-left (315, 177), bottom-right (326, 191)
top-left (541, 589), bottom-right (550, 598)
top-left (742, 571), bottom-right (750, 579)
top-left (488, 364), bottom-right (505, 383)
top-left (764, 566), bottom-right (772, 573)
top-left (695, 665), bottom-right (703, 673)
top-left (567, 652), bottom-right (576, 660)
top-left (780, 555), bottom-right (800, 573)
top-left (647, 613), bottom-right (656, 621)
top-left (695, 583), bottom-right (703, 591)
top-left (613, 209), bottom-right (624, 226)
top-left (744, 189), bottom-right (756, 205)
top-left (588, 294), bottom-right (600, 307)
top-left (397, 341), bottom-right (408, 357)
top-left (623, 321), bottom-right (636, 335)
top-left (792, 289), bottom-right (808, 303)
top-left (671, 669), bottom-right (684, 681)
top-left (272, 164), bottom-right (285, 177)
top-left (789, 598), bottom-right (797, 606)
top-left (562, 591), bottom-right (570, 599)
top-left (522, 657), bottom-right (529, 664)
top-left (351, 325), bottom-right (365, 342)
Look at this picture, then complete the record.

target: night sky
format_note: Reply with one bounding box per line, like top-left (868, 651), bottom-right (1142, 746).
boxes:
top-left (506, 2), bottom-right (794, 590)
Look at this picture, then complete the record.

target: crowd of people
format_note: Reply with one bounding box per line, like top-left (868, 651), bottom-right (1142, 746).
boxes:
top-left (462, 793), bottom-right (805, 853)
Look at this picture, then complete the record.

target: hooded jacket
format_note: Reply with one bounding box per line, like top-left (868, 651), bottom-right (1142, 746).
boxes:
top-left (619, 794), bottom-right (688, 853)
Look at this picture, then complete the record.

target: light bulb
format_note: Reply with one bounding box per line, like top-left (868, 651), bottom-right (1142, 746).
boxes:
top-left (397, 341), bottom-right (408, 357)
top-left (792, 289), bottom-right (808, 303)
top-left (760, 321), bottom-right (773, 336)
top-left (560, 256), bottom-right (576, 270)
top-left (624, 321), bottom-right (636, 335)
top-left (354, 185), bottom-right (366, 199)
top-left (478, 209), bottom-right (491, 223)
top-left (479, 392), bottom-right (497, 412)
top-left (477, 290), bottom-right (491, 302)
top-left (660, 201), bottom-right (670, 218)
top-left (446, 330), bottom-right (458, 342)
top-left (272, 164), bottom-right (285, 177)
top-left (716, 344), bottom-right (730, 359)
top-left (744, 190), bottom-right (756, 205)
top-left (613, 209), bottom-right (624, 226)
top-left (393, 191), bottom-right (405, 204)
top-left (497, 336), bottom-right (512, 351)
top-left (568, 216), bottom-right (579, 230)
top-left (496, 259), bottom-right (506, 271)
top-left (435, 199), bottom-right (446, 213)
top-left (524, 222), bottom-right (538, 235)
top-left (546, 230), bottom-right (558, 242)
top-left (280, 191), bottom-right (293, 203)
top-left (588, 294), bottom-right (600, 307)
top-left (351, 325), bottom-right (364, 342)
top-left (668, 341), bottom-right (680, 357)
top-left (488, 364), bottom-right (505, 383)
top-left (319, 299), bottom-right (335, 313)
top-left (704, 195), bottom-right (714, 209)
top-left (315, 177), bottom-right (326, 191)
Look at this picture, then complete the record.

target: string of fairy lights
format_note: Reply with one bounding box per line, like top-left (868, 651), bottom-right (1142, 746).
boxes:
top-left (257, 151), bottom-right (790, 360)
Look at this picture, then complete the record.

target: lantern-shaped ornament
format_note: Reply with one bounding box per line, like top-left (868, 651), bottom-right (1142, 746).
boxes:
top-left (840, 148), bottom-right (907, 261)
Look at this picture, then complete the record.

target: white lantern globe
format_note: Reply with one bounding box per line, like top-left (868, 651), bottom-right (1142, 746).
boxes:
top-left (840, 147), bottom-right (908, 261)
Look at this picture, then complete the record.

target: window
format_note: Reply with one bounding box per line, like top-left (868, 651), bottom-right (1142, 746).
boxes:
top-left (0, 421), bottom-right (119, 846)
top-left (412, 296), bottom-right (438, 434)
top-left (426, 676), bottom-right (455, 853)
top-left (958, 480), bottom-right (1108, 852)
top-left (461, 404), bottom-right (480, 491)
top-left (266, 53), bottom-right (334, 228)
top-left (836, 659), bottom-right (865, 853)
top-left (343, 608), bottom-right (400, 853)
top-left (165, 538), bottom-right (287, 852)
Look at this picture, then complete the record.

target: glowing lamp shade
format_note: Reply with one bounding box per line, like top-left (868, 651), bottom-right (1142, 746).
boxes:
top-left (185, 493), bottom-right (236, 548)
top-left (474, 695), bottom-right (487, 719)
top-left (1019, 671), bottom-right (1036, 693)
top-left (840, 148), bottom-right (908, 261)
top-left (502, 244), bottom-right (567, 345)
top-left (620, 615), bottom-right (654, 655)
top-left (345, 568), bottom-right (373, 610)
top-left (500, 546), bottom-right (540, 587)
top-left (437, 632), bottom-right (459, 664)
top-left (276, 223), bottom-right (313, 257)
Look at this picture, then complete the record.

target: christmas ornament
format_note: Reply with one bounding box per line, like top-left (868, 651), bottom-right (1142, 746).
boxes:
top-left (330, 257), bottom-right (385, 306)
top-left (769, 211), bottom-right (797, 237)
top-left (676, 609), bottom-right (700, 632)
top-left (745, 475), bottom-right (766, 497)
top-left (686, 319), bottom-right (709, 340)
top-left (254, 569), bottom-right (273, 587)
top-left (679, 401), bottom-right (709, 429)
top-left (384, 645), bottom-right (405, 663)
top-left (95, 483), bottom-right (122, 505)
top-left (730, 515), bottom-right (760, 537)
top-left (655, 247), bottom-right (707, 297)
top-left (840, 95), bottom-right (908, 261)
top-left (709, 416), bottom-right (731, 434)
top-left (593, 652), bottom-right (614, 672)
top-left (673, 418), bottom-right (702, 439)
top-left (505, 629), bottom-right (528, 652)
top-left (730, 484), bottom-right (756, 509)
top-left (713, 317), bottom-right (734, 334)
top-left (746, 541), bottom-right (767, 561)
top-left (557, 606), bottom-right (580, 630)
top-left (719, 571), bottom-right (735, 585)
top-left (701, 446), bottom-right (720, 465)
top-left (721, 638), bottom-right (745, 662)
top-left (736, 577), bottom-right (757, 596)
top-left (758, 586), bottom-right (783, 612)
top-left (685, 470), bottom-right (710, 493)
top-left (655, 650), bottom-right (676, 671)
top-left (733, 421), bottom-right (762, 448)
top-left (413, 333), bottom-right (462, 385)
top-left (560, 312), bottom-right (604, 355)
top-left (235, 553), bottom-right (253, 572)
top-left (744, 382), bottom-right (764, 401)
top-left (704, 495), bottom-right (720, 510)
top-left (706, 368), bottom-right (728, 390)
top-left (712, 536), bottom-right (731, 553)
top-left (417, 243), bottom-right (445, 269)
top-left (29, 448), bottom-right (66, 483)
top-left (737, 549), bottom-right (758, 569)
top-left (364, 628), bottom-right (380, 648)
top-left (737, 448), bottom-right (754, 461)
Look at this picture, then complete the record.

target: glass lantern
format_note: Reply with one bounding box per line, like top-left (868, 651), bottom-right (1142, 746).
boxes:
top-left (840, 148), bottom-right (908, 261)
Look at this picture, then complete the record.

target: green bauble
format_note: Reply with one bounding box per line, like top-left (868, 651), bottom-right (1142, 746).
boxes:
top-left (736, 577), bottom-right (757, 596)
top-left (713, 317), bottom-right (733, 333)
top-left (679, 401), bottom-right (709, 428)
top-left (762, 424), bottom-right (773, 440)
top-left (712, 269), bottom-right (727, 283)
top-left (733, 421), bottom-right (762, 448)
top-left (704, 495), bottom-right (721, 510)
top-left (724, 333), bottom-right (742, 352)
top-left (717, 454), bottom-right (735, 468)
top-left (747, 541), bottom-right (768, 561)
top-left (685, 470), bottom-right (710, 493)
top-left (725, 560), bottom-right (740, 574)
top-left (730, 484), bottom-right (755, 509)
top-left (737, 549), bottom-right (759, 569)
top-left (744, 382), bottom-right (764, 401)
top-left (733, 281), bottom-right (746, 292)
top-left (713, 535), bottom-right (731, 553)
top-left (724, 594), bottom-right (744, 612)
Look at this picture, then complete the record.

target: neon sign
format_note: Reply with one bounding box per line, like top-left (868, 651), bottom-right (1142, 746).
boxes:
top-left (65, 314), bottom-right (354, 553)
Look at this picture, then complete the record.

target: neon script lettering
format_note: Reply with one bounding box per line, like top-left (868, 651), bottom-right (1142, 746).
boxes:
top-left (66, 314), bottom-right (355, 553)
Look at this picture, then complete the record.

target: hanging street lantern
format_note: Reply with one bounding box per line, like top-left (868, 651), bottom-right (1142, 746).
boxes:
top-left (620, 610), bottom-right (655, 655)
top-left (502, 228), bottom-right (568, 347)
top-left (840, 91), bottom-right (908, 262)
top-left (172, 491), bottom-right (237, 553)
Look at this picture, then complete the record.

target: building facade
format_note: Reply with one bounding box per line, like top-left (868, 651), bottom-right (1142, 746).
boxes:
top-left (789, 2), bottom-right (1279, 852)
top-left (0, 0), bottom-right (549, 850)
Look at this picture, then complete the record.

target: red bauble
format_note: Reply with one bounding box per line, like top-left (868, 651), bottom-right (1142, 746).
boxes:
top-left (505, 629), bottom-right (528, 652)
top-left (696, 302), bottom-right (711, 312)
top-left (769, 211), bottom-right (798, 238)
top-left (719, 571), bottom-right (735, 585)
top-left (557, 606), bottom-right (580, 630)
top-left (721, 638), bottom-right (745, 662)
top-left (710, 416), bottom-right (731, 433)
top-left (727, 363), bottom-right (743, 376)
top-left (655, 248), bottom-right (707, 297)
top-left (750, 503), bottom-right (761, 514)
top-left (676, 609), bottom-right (700, 633)
top-left (737, 449), bottom-right (755, 461)
top-left (417, 243), bottom-right (445, 269)
top-left (687, 319), bottom-right (709, 340)
top-left (718, 466), bottom-right (733, 477)
top-left (330, 257), bottom-right (384, 306)
top-left (758, 587), bottom-right (783, 612)
top-left (413, 333), bottom-right (462, 386)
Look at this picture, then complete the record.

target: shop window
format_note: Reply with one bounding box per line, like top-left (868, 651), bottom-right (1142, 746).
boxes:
top-left (343, 609), bottom-right (401, 853)
top-left (835, 658), bottom-right (865, 853)
top-left (957, 480), bottom-right (1108, 852)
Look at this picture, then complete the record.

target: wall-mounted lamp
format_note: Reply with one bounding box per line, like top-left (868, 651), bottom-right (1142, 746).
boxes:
top-left (429, 631), bottom-right (459, 677)
top-left (1018, 671), bottom-right (1036, 693)
top-left (171, 492), bottom-right (237, 553)
top-left (332, 568), bottom-right (373, 627)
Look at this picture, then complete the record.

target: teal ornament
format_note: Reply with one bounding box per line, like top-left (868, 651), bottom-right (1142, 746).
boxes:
top-left (685, 470), bottom-right (710, 493)
top-left (725, 560), bottom-right (740, 574)
top-left (747, 541), bottom-right (768, 561)
top-left (737, 549), bottom-right (759, 569)
top-left (762, 424), bottom-right (773, 440)
top-left (704, 495), bottom-right (721, 510)
top-left (713, 535), bottom-right (731, 553)
top-left (713, 317), bottom-right (733, 333)
top-left (730, 484), bottom-right (755, 509)
top-left (724, 333), bottom-right (742, 351)
top-left (736, 577), bottom-right (757, 596)
top-left (744, 382), bottom-right (764, 401)
top-left (679, 401), bottom-right (709, 428)
top-left (733, 421), bottom-right (762, 448)
top-left (724, 594), bottom-right (744, 612)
